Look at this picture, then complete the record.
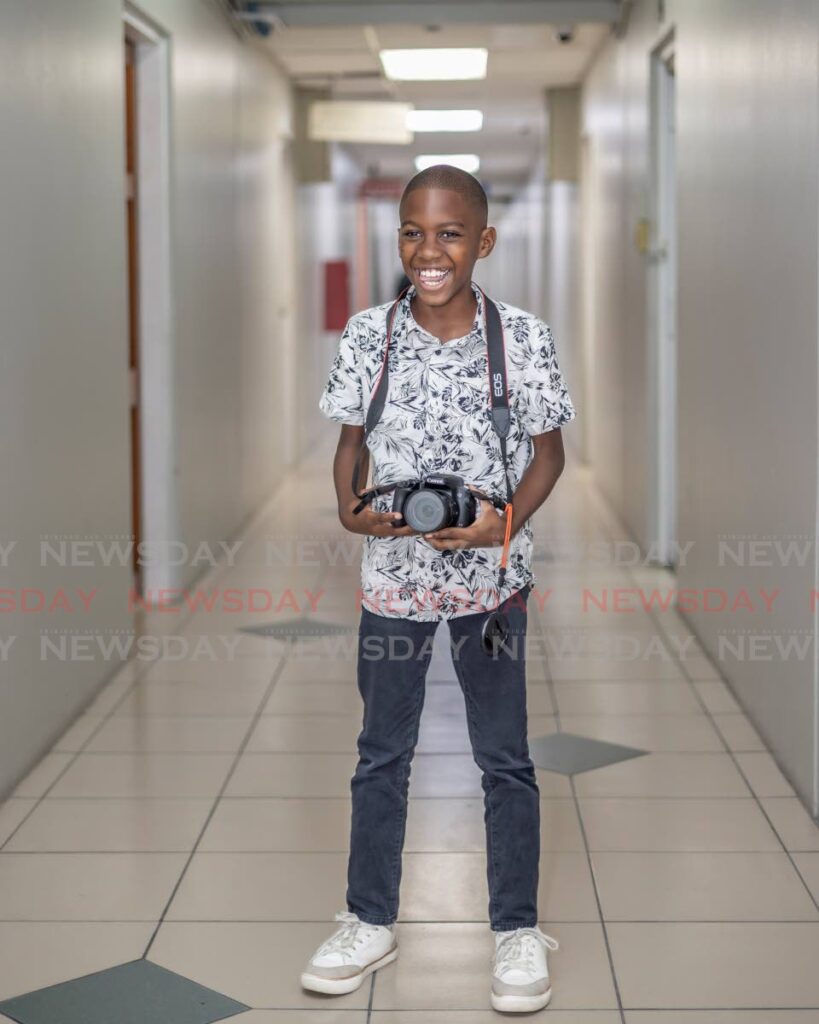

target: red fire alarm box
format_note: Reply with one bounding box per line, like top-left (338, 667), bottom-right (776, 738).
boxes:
top-left (323, 259), bottom-right (350, 330)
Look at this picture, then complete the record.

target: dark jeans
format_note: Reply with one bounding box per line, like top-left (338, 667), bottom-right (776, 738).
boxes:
top-left (346, 584), bottom-right (539, 931)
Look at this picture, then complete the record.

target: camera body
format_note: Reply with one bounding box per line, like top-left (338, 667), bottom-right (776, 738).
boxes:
top-left (392, 473), bottom-right (477, 533)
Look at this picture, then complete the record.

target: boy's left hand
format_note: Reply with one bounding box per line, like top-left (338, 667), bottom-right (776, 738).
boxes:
top-left (423, 486), bottom-right (508, 551)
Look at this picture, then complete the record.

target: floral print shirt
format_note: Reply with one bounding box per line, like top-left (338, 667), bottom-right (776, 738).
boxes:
top-left (319, 282), bottom-right (576, 620)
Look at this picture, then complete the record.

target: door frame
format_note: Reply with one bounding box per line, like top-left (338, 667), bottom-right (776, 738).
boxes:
top-left (123, 4), bottom-right (178, 595)
top-left (647, 27), bottom-right (677, 566)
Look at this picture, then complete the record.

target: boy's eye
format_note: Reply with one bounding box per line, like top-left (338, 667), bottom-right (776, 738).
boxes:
top-left (440, 231), bottom-right (461, 239)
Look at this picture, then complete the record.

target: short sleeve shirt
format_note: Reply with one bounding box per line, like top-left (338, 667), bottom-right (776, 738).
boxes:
top-left (318, 282), bottom-right (577, 621)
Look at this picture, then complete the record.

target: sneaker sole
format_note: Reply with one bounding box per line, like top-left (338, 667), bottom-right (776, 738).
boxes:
top-left (490, 985), bottom-right (552, 1013)
top-left (300, 944), bottom-right (398, 995)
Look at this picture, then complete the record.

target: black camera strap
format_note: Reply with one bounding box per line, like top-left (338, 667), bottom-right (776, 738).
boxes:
top-left (350, 284), bottom-right (516, 586)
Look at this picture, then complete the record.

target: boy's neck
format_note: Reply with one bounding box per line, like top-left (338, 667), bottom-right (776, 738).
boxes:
top-left (409, 279), bottom-right (477, 343)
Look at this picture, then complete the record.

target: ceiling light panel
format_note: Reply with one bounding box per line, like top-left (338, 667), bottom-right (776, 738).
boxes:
top-left (380, 48), bottom-right (488, 81)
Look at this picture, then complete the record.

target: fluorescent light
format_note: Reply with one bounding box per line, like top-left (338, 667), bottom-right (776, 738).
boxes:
top-left (380, 48), bottom-right (488, 82)
top-left (406, 109), bottom-right (484, 133)
top-left (308, 100), bottom-right (413, 144)
top-left (414, 154), bottom-right (481, 174)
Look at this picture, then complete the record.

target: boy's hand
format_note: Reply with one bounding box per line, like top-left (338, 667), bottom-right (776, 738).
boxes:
top-left (339, 499), bottom-right (420, 538)
top-left (423, 487), bottom-right (507, 551)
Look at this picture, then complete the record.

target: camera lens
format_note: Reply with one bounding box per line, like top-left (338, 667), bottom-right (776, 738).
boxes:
top-left (404, 489), bottom-right (451, 532)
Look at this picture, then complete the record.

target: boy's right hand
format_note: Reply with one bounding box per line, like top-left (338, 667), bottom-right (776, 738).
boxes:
top-left (339, 500), bottom-right (419, 537)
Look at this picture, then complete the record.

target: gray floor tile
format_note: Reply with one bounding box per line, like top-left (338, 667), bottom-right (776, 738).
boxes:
top-left (0, 958), bottom-right (248, 1024)
top-left (0, 800), bottom-right (36, 846)
top-left (199, 798), bottom-right (352, 852)
top-left (372, 1014), bottom-right (621, 1023)
top-left (735, 752), bottom-right (797, 798)
top-left (0, 922), bottom-right (154, 1001)
top-left (148, 921), bottom-right (371, 1009)
top-left (85, 716), bottom-right (252, 753)
top-left (530, 732), bottom-right (647, 775)
top-left (225, 754), bottom-right (357, 798)
top-left (554, 681), bottom-right (702, 715)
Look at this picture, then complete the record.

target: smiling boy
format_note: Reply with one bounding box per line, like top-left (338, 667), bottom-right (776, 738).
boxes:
top-left (302, 165), bottom-right (576, 1013)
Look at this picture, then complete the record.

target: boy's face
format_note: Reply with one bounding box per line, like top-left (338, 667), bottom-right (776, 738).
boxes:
top-left (398, 187), bottom-right (496, 308)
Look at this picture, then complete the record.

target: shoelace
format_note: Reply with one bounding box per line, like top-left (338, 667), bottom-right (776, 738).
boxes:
top-left (493, 927), bottom-right (560, 978)
top-left (315, 912), bottom-right (376, 962)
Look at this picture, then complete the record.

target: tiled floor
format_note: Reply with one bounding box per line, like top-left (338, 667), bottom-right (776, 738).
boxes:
top-left (1, 437), bottom-right (819, 1022)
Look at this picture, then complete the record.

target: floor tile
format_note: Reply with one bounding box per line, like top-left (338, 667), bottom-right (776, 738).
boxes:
top-left (761, 798), bottom-right (819, 851)
top-left (114, 678), bottom-right (270, 717)
top-left (531, 732), bottom-right (646, 775)
top-left (591, 851), bottom-right (818, 920)
top-left (400, 851), bottom-right (599, 922)
top-left (554, 681), bottom-right (701, 715)
top-left (579, 798), bottom-right (781, 851)
top-left (573, 753), bottom-right (750, 798)
top-left (85, 716), bottom-right (252, 753)
top-left (0, 957), bottom-right (248, 1024)
top-left (0, 852), bottom-right (186, 920)
top-left (167, 851), bottom-right (347, 920)
top-left (145, 658), bottom-right (278, 683)
top-left (232, 1013), bottom-right (366, 1023)
top-left (735, 752), bottom-right (797, 797)
top-left (408, 755), bottom-right (572, 798)
top-left (52, 713), bottom-right (107, 752)
top-left (225, 754), bottom-right (356, 798)
top-left (792, 853), bottom-right (819, 904)
top-left (4, 798), bottom-right (213, 852)
top-left (200, 798), bottom-right (351, 852)
top-left (609, 922), bottom-right (819, 1007)
top-left (262, 683), bottom-right (360, 716)
top-left (547, 656), bottom-right (686, 681)
top-left (10, 754), bottom-right (74, 798)
top-left (423, 685), bottom-right (554, 715)
top-left (711, 712), bottom-right (766, 751)
top-left (417, 715), bottom-right (555, 754)
top-left (371, 922), bottom-right (617, 1009)
top-left (49, 753), bottom-right (235, 799)
top-left (558, 714), bottom-right (723, 752)
top-left (0, 799), bottom-right (36, 846)
top-left (274, 658), bottom-right (359, 686)
top-left (404, 799), bottom-right (583, 852)
top-left (148, 921), bottom-right (371, 1009)
top-left (692, 680), bottom-right (741, 714)
top-left (0, 922), bottom-right (153, 1001)
top-left (246, 715), bottom-right (361, 753)
top-left (372, 1014), bottom-right (621, 1023)
top-left (626, 1013), bottom-right (819, 1023)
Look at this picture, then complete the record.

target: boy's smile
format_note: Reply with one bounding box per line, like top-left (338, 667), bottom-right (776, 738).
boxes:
top-left (398, 187), bottom-right (495, 323)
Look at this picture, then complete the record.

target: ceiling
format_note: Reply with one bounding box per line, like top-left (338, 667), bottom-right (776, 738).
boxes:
top-left (245, 4), bottom-right (617, 190)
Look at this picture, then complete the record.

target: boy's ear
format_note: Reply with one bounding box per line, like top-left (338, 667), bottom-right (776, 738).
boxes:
top-left (478, 225), bottom-right (497, 260)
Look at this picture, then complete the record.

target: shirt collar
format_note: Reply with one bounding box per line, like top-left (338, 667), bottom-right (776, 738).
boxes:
top-left (400, 281), bottom-right (485, 352)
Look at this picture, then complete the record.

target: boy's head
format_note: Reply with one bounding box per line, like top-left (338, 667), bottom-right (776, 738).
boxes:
top-left (398, 164), bottom-right (496, 308)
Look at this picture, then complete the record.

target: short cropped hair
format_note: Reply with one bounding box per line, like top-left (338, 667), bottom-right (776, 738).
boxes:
top-left (400, 164), bottom-right (488, 226)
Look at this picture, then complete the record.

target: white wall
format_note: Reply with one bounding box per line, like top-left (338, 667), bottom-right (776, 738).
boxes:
top-left (580, 0), bottom-right (819, 813)
top-left (0, 0), bottom-right (295, 797)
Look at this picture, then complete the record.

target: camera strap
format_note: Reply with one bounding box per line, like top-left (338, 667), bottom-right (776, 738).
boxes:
top-left (350, 284), bottom-right (515, 586)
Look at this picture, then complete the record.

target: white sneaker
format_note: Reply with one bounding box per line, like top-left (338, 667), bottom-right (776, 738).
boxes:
top-left (300, 911), bottom-right (398, 995)
top-left (490, 926), bottom-right (559, 1013)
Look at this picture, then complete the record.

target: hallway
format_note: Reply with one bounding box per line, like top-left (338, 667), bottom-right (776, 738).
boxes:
top-left (4, 0), bottom-right (819, 1019)
top-left (2, 433), bottom-right (819, 1020)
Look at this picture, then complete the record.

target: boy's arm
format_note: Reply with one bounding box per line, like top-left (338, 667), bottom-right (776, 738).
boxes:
top-left (332, 425), bottom-right (418, 537)
top-left (507, 427), bottom-right (566, 537)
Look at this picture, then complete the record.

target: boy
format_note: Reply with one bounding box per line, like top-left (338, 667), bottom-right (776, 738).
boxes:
top-left (302, 165), bottom-right (576, 1013)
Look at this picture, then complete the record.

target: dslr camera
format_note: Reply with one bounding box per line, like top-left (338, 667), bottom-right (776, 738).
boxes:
top-left (391, 473), bottom-right (477, 533)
